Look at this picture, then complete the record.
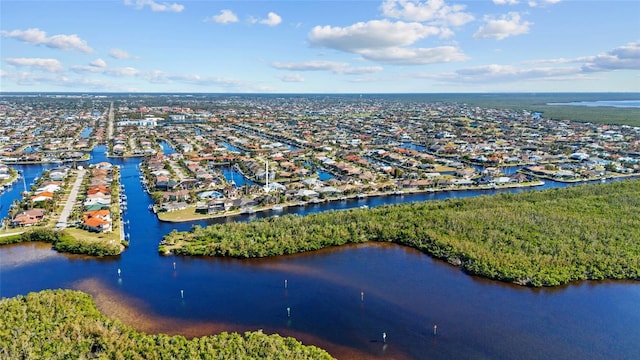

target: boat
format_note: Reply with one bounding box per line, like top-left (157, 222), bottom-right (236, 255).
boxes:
top-left (242, 207), bottom-right (256, 214)
top-left (272, 205), bottom-right (283, 211)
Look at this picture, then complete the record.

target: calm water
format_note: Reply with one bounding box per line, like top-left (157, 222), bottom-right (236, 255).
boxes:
top-left (547, 100), bottom-right (640, 108)
top-left (1, 146), bottom-right (639, 359)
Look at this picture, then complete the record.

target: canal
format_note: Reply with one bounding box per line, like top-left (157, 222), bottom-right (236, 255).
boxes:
top-left (1, 145), bottom-right (638, 359)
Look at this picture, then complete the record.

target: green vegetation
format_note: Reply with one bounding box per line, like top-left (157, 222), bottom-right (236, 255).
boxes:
top-left (0, 289), bottom-right (333, 360)
top-left (162, 180), bottom-right (640, 287)
top-left (418, 93), bottom-right (640, 126)
top-left (0, 228), bottom-right (121, 256)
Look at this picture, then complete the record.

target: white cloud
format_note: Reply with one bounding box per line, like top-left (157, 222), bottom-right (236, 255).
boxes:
top-left (0, 28), bottom-right (93, 53)
top-left (5, 58), bottom-right (64, 72)
top-left (107, 67), bottom-right (141, 77)
top-left (580, 41), bottom-right (640, 72)
top-left (474, 12), bottom-right (531, 40)
top-left (308, 19), bottom-right (466, 66)
top-left (271, 60), bottom-right (384, 75)
top-left (419, 42), bottom-right (639, 85)
top-left (358, 46), bottom-right (468, 65)
top-left (109, 48), bottom-right (134, 59)
top-left (259, 12), bottom-right (282, 26)
top-left (528, 0), bottom-right (561, 7)
top-left (425, 64), bottom-right (580, 84)
top-left (71, 59), bottom-right (107, 73)
top-left (90, 59), bottom-right (107, 68)
top-left (2, 71), bottom-right (115, 89)
top-left (278, 73), bottom-right (305, 82)
top-left (309, 20), bottom-right (440, 52)
top-left (211, 9), bottom-right (238, 24)
top-left (493, 0), bottom-right (519, 5)
top-left (71, 61), bottom-right (140, 77)
top-left (146, 71), bottom-right (248, 88)
top-left (526, 42), bottom-right (640, 71)
top-left (338, 66), bottom-right (385, 75)
top-left (124, 0), bottom-right (184, 13)
top-left (380, 0), bottom-right (474, 27)
top-left (272, 60), bottom-right (349, 71)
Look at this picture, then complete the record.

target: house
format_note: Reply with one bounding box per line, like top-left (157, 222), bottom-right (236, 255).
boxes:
top-left (162, 190), bottom-right (191, 202)
top-left (196, 198), bottom-right (234, 214)
top-left (84, 196), bottom-right (111, 207)
top-left (509, 173), bottom-right (530, 183)
top-left (49, 170), bottom-right (67, 181)
top-left (31, 191), bottom-right (54, 203)
top-left (233, 197), bottom-right (258, 209)
top-left (11, 208), bottom-right (46, 227)
top-left (161, 201), bottom-right (188, 212)
top-left (35, 184), bottom-right (60, 194)
top-left (83, 217), bottom-right (111, 232)
top-left (83, 209), bottom-right (112, 232)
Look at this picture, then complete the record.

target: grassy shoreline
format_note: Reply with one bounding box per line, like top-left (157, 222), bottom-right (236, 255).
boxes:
top-left (161, 180), bottom-right (640, 287)
top-left (156, 180), bottom-right (546, 223)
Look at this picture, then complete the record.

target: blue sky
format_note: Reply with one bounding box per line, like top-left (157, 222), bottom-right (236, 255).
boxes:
top-left (1, 0), bottom-right (639, 93)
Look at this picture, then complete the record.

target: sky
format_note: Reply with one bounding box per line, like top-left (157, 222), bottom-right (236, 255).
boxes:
top-left (1, 0), bottom-right (639, 93)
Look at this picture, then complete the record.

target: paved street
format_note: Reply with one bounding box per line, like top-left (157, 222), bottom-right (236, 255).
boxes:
top-left (55, 168), bottom-right (86, 230)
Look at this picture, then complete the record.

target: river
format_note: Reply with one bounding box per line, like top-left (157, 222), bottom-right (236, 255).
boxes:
top-left (1, 145), bottom-right (639, 359)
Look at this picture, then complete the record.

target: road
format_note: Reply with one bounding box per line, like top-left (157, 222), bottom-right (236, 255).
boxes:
top-left (107, 102), bottom-right (114, 142)
top-left (55, 168), bottom-right (86, 230)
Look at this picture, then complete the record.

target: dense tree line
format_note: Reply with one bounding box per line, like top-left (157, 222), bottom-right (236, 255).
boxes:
top-left (0, 289), bottom-right (333, 359)
top-left (162, 180), bottom-right (640, 286)
top-left (0, 228), bottom-right (121, 256)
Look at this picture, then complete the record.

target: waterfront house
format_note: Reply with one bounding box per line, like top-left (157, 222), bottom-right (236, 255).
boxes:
top-left (83, 217), bottom-right (111, 233)
top-left (84, 196), bottom-right (111, 207)
top-left (160, 201), bottom-right (188, 212)
top-left (162, 190), bottom-right (191, 202)
top-left (11, 208), bottom-right (46, 227)
top-left (31, 191), bottom-right (54, 203)
top-left (509, 173), bottom-right (530, 183)
top-left (49, 170), bottom-right (67, 181)
top-left (82, 209), bottom-right (112, 232)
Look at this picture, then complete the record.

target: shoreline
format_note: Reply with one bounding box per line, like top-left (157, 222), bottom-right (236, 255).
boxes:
top-left (518, 170), bottom-right (639, 183)
top-left (156, 180), bottom-right (547, 223)
top-left (73, 278), bottom-right (387, 360)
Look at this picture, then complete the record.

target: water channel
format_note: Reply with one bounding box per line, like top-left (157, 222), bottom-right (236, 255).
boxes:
top-left (1, 145), bottom-right (639, 359)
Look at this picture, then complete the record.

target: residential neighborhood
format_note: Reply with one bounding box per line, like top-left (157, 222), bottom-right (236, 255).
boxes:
top-left (1, 94), bottom-right (639, 224)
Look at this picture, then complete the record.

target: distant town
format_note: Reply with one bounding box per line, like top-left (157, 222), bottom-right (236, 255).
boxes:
top-left (1, 94), bottom-right (639, 251)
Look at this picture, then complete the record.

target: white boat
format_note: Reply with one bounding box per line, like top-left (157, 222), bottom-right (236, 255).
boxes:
top-left (272, 205), bottom-right (283, 211)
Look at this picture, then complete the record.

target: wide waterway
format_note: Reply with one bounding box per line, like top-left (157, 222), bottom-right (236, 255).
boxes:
top-left (1, 145), bottom-right (639, 359)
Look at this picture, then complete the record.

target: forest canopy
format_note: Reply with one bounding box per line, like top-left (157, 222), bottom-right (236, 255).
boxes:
top-left (162, 180), bottom-right (640, 287)
top-left (0, 289), bottom-right (334, 359)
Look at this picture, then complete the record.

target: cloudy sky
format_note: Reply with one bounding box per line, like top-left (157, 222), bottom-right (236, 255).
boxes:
top-left (1, 0), bottom-right (639, 93)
